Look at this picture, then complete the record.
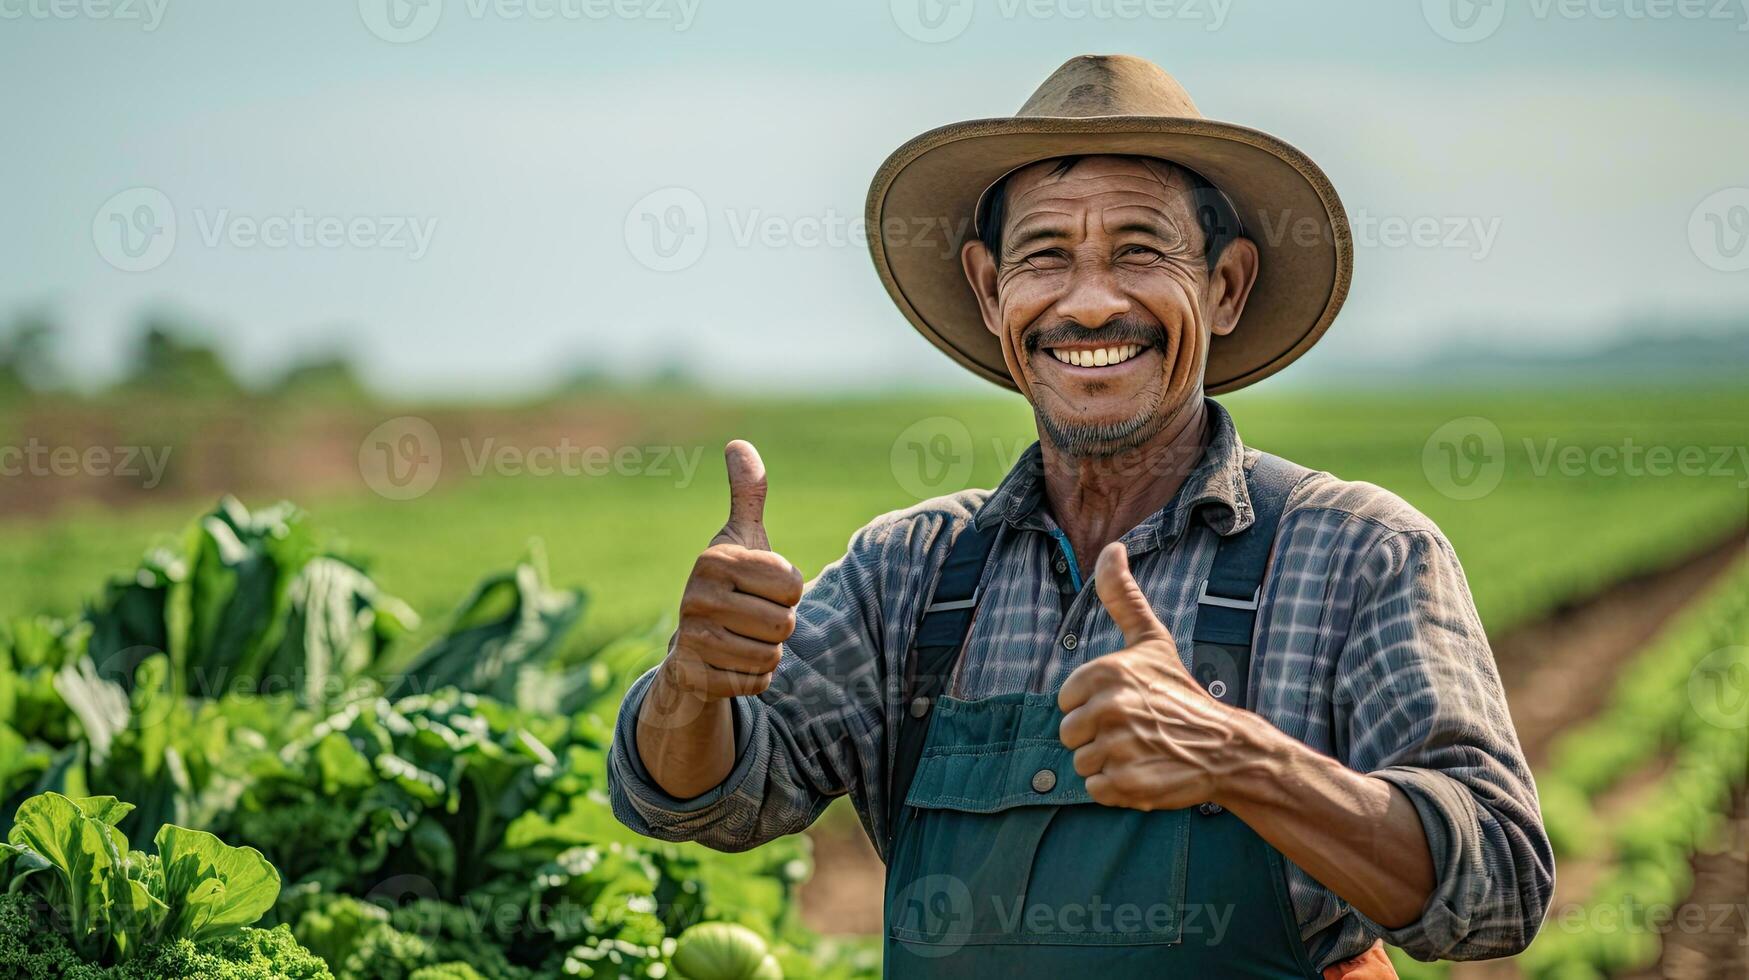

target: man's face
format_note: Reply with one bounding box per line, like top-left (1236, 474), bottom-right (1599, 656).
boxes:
top-left (961, 155), bottom-right (1258, 457)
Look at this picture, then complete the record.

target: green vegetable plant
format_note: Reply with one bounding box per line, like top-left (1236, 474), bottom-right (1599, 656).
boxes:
top-left (0, 499), bottom-right (877, 979)
top-left (0, 790), bottom-right (331, 978)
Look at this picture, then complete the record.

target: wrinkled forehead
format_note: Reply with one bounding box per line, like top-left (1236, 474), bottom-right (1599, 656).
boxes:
top-left (1001, 155), bottom-right (1197, 230)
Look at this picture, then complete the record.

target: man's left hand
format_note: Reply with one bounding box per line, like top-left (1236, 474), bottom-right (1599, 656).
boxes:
top-left (1057, 541), bottom-right (1256, 811)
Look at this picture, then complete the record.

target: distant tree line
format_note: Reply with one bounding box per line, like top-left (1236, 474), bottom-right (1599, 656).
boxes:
top-left (0, 313), bottom-right (366, 403)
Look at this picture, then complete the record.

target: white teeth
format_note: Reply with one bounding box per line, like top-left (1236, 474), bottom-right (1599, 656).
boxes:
top-left (1048, 344), bottom-right (1143, 368)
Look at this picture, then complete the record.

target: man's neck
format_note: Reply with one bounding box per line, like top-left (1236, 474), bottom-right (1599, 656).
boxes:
top-left (1038, 396), bottom-right (1212, 576)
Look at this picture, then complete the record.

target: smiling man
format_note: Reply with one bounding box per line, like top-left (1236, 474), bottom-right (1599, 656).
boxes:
top-left (609, 55), bottom-right (1552, 978)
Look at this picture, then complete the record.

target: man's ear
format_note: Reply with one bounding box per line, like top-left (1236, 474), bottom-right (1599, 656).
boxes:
top-left (1206, 236), bottom-right (1260, 338)
top-left (961, 238), bottom-right (1003, 338)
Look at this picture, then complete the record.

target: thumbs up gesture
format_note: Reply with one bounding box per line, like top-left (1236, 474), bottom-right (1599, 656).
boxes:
top-left (662, 441), bottom-right (805, 700)
top-left (1057, 542), bottom-right (1249, 812)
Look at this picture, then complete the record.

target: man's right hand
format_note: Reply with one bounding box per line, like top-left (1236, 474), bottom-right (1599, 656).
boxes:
top-left (662, 439), bottom-right (804, 699)
top-left (637, 440), bottom-right (803, 797)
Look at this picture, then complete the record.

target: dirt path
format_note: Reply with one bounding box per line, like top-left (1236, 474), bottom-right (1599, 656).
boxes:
top-left (1622, 788), bottom-right (1748, 980)
top-left (1452, 529), bottom-right (1746, 980)
top-left (1493, 528), bottom-right (1748, 767)
top-left (798, 811), bottom-right (885, 936)
top-left (798, 528), bottom-right (1749, 964)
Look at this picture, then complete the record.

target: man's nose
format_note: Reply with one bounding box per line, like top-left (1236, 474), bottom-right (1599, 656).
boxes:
top-left (1053, 261), bottom-right (1131, 329)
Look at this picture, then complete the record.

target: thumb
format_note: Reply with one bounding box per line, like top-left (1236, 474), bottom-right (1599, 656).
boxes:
top-left (1094, 542), bottom-right (1169, 645)
top-left (713, 439), bottom-right (769, 550)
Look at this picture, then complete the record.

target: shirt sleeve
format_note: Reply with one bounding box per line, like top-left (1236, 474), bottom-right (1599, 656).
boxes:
top-left (1334, 527), bottom-right (1555, 961)
top-left (607, 504), bottom-right (956, 853)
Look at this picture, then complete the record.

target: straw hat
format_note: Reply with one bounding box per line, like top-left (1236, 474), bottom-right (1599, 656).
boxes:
top-left (865, 54), bottom-right (1352, 393)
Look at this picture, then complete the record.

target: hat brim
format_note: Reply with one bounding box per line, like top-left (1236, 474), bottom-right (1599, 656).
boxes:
top-left (865, 116), bottom-right (1352, 394)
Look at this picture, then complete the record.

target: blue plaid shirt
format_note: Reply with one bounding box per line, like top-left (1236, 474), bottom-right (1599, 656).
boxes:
top-left (609, 398), bottom-right (1553, 968)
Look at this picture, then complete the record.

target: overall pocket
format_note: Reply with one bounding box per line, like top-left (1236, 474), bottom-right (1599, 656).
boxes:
top-left (886, 694), bottom-right (1192, 949)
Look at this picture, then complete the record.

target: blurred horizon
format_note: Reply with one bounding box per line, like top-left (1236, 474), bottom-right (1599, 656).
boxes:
top-left (3, 0), bottom-right (1747, 397)
top-left (4, 307), bottom-right (1748, 403)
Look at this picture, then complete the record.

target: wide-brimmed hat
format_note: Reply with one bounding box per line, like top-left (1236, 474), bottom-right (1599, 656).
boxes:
top-left (865, 54), bottom-right (1351, 394)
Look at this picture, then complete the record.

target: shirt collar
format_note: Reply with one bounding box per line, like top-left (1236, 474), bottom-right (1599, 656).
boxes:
top-left (974, 397), bottom-right (1256, 552)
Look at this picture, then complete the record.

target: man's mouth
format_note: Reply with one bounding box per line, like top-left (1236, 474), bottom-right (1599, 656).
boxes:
top-left (1045, 343), bottom-right (1148, 369)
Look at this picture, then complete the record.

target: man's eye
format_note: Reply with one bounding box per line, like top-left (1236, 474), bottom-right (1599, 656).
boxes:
top-left (1022, 249), bottom-right (1069, 268)
top-left (1118, 244), bottom-right (1163, 262)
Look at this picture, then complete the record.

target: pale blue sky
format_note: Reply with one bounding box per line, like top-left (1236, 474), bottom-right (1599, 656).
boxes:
top-left (3, 0), bottom-right (1746, 394)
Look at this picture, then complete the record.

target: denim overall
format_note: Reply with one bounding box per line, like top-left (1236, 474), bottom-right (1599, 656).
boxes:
top-left (882, 453), bottom-right (1320, 978)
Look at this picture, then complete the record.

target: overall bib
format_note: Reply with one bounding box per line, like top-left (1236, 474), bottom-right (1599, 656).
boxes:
top-left (881, 453), bottom-right (1324, 979)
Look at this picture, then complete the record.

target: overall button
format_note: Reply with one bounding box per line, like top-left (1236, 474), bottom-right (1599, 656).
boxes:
top-left (1031, 769), bottom-right (1057, 793)
top-left (908, 696), bottom-right (931, 719)
top-left (1053, 557), bottom-right (1068, 574)
top-left (1061, 633), bottom-right (1079, 650)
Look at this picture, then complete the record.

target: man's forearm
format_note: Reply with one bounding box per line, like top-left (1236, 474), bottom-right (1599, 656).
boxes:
top-left (1213, 714), bottom-right (1437, 929)
top-left (635, 663), bottom-right (737, 799)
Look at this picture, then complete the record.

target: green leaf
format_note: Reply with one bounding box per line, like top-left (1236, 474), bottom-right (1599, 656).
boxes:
top-left (411, 817), bottom-right (458, 892)
top-left (71, 795), bottom-right (135, 828)
top-left (111, 852), bottom-right (170, 960)
top-left (5, 791), bottom-right (131, 957)
top-left (52, 658), bottom-right (130, 766)
top-left (375, 752), bottom-right (446, 806)
top-left (400, 551), bottom-right (584, 701)
top-left (314, 731), bottom-right (376, 794)
top-left (265, 556), bottom-right (420, 705)
top-left (154, 822), bottom-right (281, 945)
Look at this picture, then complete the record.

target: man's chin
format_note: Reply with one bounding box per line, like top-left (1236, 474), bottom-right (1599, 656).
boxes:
top-left (1035, 410), bottom-right (1156, 459)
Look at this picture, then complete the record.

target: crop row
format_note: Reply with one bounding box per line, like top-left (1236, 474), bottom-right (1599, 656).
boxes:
top-left (1392, 557), bottom-right (1749, 979)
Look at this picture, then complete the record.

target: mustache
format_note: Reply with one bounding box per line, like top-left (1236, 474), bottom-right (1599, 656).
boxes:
top-left (1023, 317), bottom-right (1170, 355)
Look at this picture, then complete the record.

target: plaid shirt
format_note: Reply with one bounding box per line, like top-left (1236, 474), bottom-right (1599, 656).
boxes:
top-left (609, 398), bottom-right (1553, 968)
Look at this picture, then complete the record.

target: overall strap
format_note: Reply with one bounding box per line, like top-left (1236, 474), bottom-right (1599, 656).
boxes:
top-left (886, 516), bottom-right (999, 851)
top-left (1189, 451), bottom-right (1309, 710)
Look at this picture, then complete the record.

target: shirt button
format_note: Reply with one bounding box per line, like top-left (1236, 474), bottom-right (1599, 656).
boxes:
top-left (1061, 633), bottom-right (1079, 650)
top-left (1054, 558), bottom-right (1068, 574)
top-left (908, 696), bottom-right (931, 719)
top-left (1199, 802), bottom-right (1224, 816)
top-left (1031, 769), bottom-right (1057, 793)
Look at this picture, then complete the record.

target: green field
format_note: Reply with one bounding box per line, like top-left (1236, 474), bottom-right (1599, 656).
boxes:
top-left (3, 388), bottom-right (1743, 647)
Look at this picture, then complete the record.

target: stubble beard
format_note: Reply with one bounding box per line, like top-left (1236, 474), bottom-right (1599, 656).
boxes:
top-left (1035, 390), bottom-right (1170, 459)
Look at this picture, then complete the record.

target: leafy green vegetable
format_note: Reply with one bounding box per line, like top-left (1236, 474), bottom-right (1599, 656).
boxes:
top-left (0, 790), bottom-right (315, 975)
top-left (84, 498), bottom-right (416, 707)
top-left (0, 498), bottom-right (871, 979)
top-left (155, 824), bottom-right (280, 945)
top-left (397, 545), bottom-right (583, 704)
top-left (288, 892), bottom-right (536, 980)
top-left (273, 557), bottom-right (418, 704)
top-left (2, 792), bottom-right (140, 960)
top-left (0, 893), bottom-right (333, 980)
